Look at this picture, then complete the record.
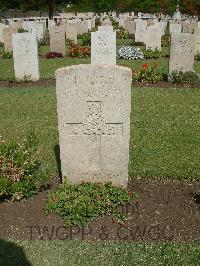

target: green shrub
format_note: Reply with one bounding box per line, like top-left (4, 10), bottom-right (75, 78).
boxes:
top-left (132, 62), bottom-right (163, 83)
top-left (18, 28), bottom-right (28, 33)
top-left (44, 180), bottom-right (136, 227)
top-left (195, 52), bottom-right (200, 61)
top-left (117, 29), bottom-right (129, 39)
top-left (161, 33), bottom-right (170, 47)
top-left (144, 48), bottom-right (161, 59)
top-left (0, 51), bottom-right (13, 59)
top-left (168, 70), bottom-right (200, 83)
top-left (38, 30), bottom-right (50, 46)
top-left (66, 38), bottom-right (73, 46)
top-left (80, 32), bottom-right (91, 46)
top-left (0, 41), bottom-right (4, 47)
top-left (0, 132), bottom-right (45, 202)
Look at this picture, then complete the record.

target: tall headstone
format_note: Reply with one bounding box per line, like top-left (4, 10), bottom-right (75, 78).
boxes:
top-left (135, 20), bottom-right (147, 43)
top-left (12, 33), bottom-right (39, 81)
top-left (169, 23), bottom-right (182, 34)
top-left (66, 24), bottom-right (77, 44)
top-left (146, 26), bottom-right (161, 50)
top-left (91, 29), bottom-right (116, 65)
top-left (56, 65), bottom-right (132, 187)
top-left (0, 24), bottom-right (8, 43)
top-left (50, 26), bottom-right (66, 56)
top-left (194, 28), bottom-right (200, 54)
top-left (3, 28), bottom-right (18, 52)
top-left (169, 33), bottom-right (195, 73)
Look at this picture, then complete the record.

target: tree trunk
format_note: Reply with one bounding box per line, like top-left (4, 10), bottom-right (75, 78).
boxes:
top-left (48, 0), bottom-right (55, 19)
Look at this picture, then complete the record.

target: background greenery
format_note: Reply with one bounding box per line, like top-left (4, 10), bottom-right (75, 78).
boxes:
top-left (1, 0), bottom-right (200, 17)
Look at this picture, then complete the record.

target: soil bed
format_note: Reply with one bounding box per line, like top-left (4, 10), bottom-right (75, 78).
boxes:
top-left (0, 178), bottom-right (199, 243)
top-left (1, 80), bottom-right (200, 89)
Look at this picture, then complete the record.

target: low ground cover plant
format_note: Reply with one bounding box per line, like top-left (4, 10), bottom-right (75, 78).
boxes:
top-left (44, 180), bottom-right (136, 227)
top-left (132, 62), bottom-right (163, 83)
top-left (79, 32), bottom-right (91, 46)
top-left (0, 132), bottom-right (45, 202)
top-left (67, 44), bottom-right (90, 58)
top-left (39, 30), bottom-right (50, 46)
top-left (0, 50), bottom-right (13, 59)
top-left (117, 29), bottom-right (129, 39)
top-left (45, 51), bottom-right (63, 59)
top-left (195, 52), bottom-right (200, 61)
top-left (168, 70), bottom-right (200, 83)
top-left (143, 48), bottom-right (161, 59)
top-left (18, 28), bottom-right (28, 33)
top-left (118, 46), bottom-right (144, 60)
top-left (161, 33), bottom-right (170, 47)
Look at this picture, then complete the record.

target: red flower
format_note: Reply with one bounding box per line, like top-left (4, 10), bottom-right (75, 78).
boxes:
top-left (143, 64), bottom-right (148, 69)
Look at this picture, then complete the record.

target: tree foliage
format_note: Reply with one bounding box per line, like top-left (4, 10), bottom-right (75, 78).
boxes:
top-left (0, 0), bottom-right (200, 16)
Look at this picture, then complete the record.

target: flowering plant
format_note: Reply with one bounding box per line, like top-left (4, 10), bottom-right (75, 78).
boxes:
top-left (118, 46), bottom-right (144, 60)
top-left (132, 62), bottom-right (163, 83)
top-left (67, 44), bottom-right (90, 58)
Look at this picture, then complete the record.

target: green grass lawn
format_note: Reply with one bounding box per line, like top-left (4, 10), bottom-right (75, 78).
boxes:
top-left (1, 240), bottom-right (200, 265)
top-left (0, 86), bottom-right (200, 181)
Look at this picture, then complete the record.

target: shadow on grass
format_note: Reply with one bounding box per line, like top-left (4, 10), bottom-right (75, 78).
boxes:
top-left (0, 239), bottom-right (31, 266)
top-left (54, 144), bottom-right (62, 183)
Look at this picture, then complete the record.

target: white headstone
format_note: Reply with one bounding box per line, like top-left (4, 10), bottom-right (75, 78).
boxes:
top-left (135, 20), bottom-right (147, 43)
top-left (146, 26), bottom-right (162, 50)
top-left (12, 33), bottom-right (39, 81)
top-left (50, 26), bottom-right (66, 56)
top-left (91, 30), bottom-right (116, 65)
top-left (56, 64), bottom-right (132, 187)
top-left (169, 33), bottom-right (195, 73)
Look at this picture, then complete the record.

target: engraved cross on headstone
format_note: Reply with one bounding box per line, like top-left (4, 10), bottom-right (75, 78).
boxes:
top-left (63, 101), bottom-right (123, 170)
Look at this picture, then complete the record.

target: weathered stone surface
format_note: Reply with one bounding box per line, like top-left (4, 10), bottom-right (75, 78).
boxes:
top-left (91, 30), bottom-right (116, 65)
top-left (66, 23), bottom-right (77, 44)
top-left (194, 28), bottom-right (200, 54)
top-left (169, 23), bottom-right (182, 34)
top-left (3, 27), bottom-right (18, 52)
top-left (0, 23), bottom-right (8, 43)
top-left (56, 64), bottom-right (132, 187)
top-left (12, 33), bottom-right (39, 81)
top-left (50, 26), bottom-right (66, 55)
top-left (98, 26), bottom-right (113, 31)
top-left (169, 33), bottom-right (195, 73)
top-left (146, 26), bottom-right (161, 50)
top-left (135, 20), bottom-right (147, 43)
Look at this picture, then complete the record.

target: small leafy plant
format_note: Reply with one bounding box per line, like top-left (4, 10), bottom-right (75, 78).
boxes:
top-left (0, 41), bottom-right (4, 47)
top-left (44, 180), bottom-right (136, 227)
top-left (0, 51), bottom-right (13, 59)
top-left (38, 30), bottom-right (50, 46)
top-left (46, 51), bottom-right (63, 59)
top-left (117, 29), bottom-right (129, 39)
top-left (0, 132), bottom-right (44, 202)
top-left (18, 28), bottom-right (28, 33)
top-left (161, 33), bottom-right (170, 47)
top-left (195, 52), bottom-right (200, 61)
top-left (168, 70), bottom-right (200, 83)
top-left (67, 44), bottom-right (90, 58)
top-left (143, 48), bottom-right (161, 59)
top-left (118, 46), bottom-right (144, 60)
top-left (132, 62), bottom-right (163, 83)
top-left (80, 32), bottom-right (91, 46)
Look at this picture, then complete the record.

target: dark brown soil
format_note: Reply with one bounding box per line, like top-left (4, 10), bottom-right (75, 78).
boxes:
top-left (0, 79), bottom-right (55, 88)
top-left (0, 178), bottom-right (199, 242)
top-left (1, 79), bottom-right (200, 89)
